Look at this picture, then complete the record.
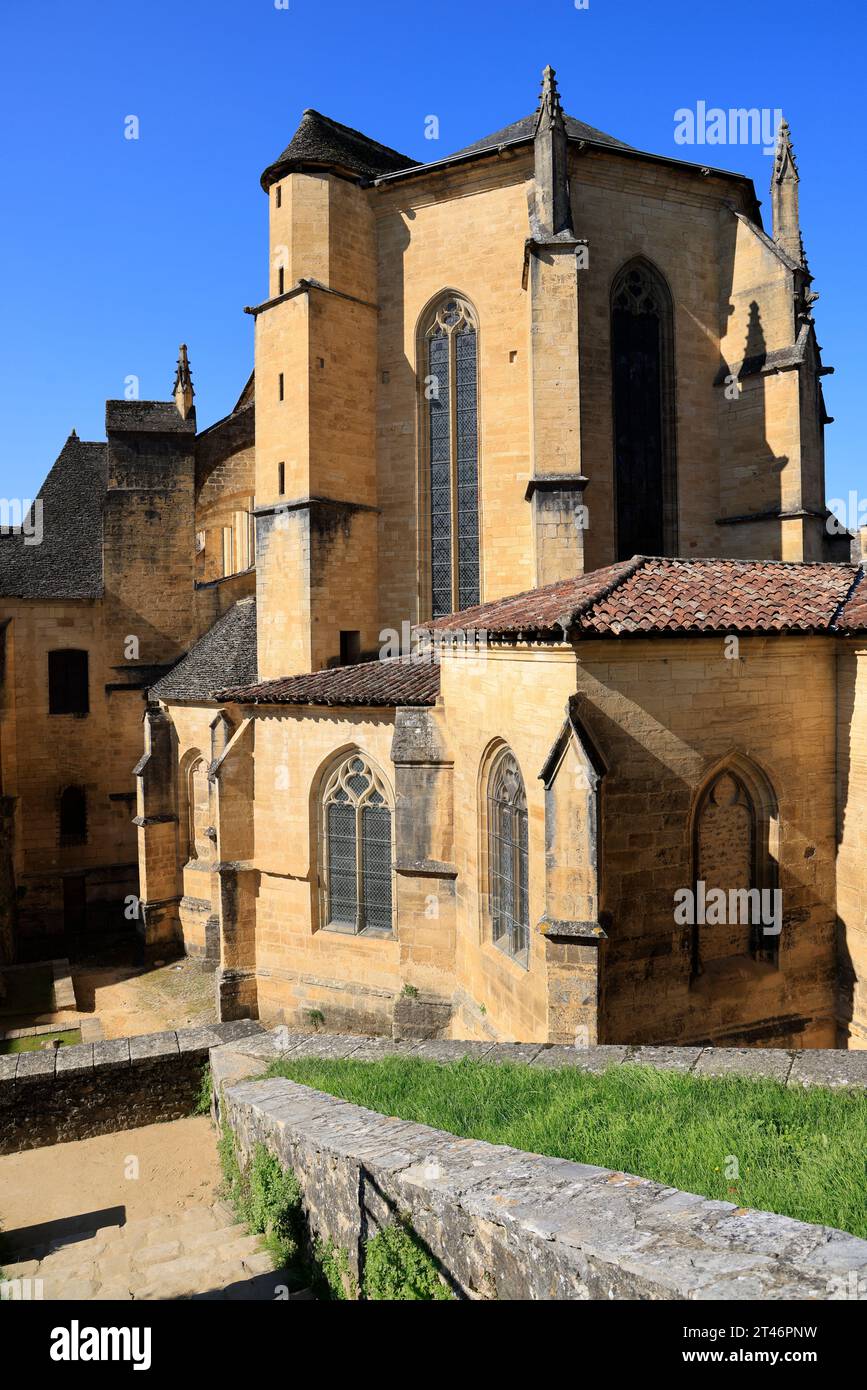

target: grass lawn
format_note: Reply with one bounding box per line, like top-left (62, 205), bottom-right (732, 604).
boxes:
top-left (0, 1028), bottom-right (82, 1055)
top-left (264, 1055), bottom-right (867, 1238)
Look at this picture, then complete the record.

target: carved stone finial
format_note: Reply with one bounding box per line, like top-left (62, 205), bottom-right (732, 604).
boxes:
top-left (771, 117), bottom-right (803, 266)
top-left (536, 65), bottom-right (566, 134)
top-left (173, 343), bottom-right (195, 420)
top-left (772, 118), bottom-right (799, 187)
top-left (532, 64), bottom-right (573, 237)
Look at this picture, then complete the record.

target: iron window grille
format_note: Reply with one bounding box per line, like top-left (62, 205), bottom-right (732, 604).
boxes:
top-left (320, 753), bottom-right (394, 936)
top-left (487, 748), bottom-right (529, 965)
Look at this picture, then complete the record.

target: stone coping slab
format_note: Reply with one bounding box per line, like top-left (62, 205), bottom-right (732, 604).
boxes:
top-left (210, 1029), bottom-right (867, 1091)
top-left (218, 1072), bottom-right (867, 1300)
top-left (0, 1019), bottom-right (262, 1082)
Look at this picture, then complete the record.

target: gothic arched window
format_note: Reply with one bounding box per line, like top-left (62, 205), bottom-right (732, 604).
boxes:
top-left (487, 748), bottom-right (529, 963)
top-left (185, 755), bottom-right (210, 862)
top-left (423, 295), bottom-right (480, 618)
top-left (692, 761), bottom-right (779, 973)
top-left (611, 260), bottom-right (677, 559)
top-left (320, 753), bottom-right (394, 935)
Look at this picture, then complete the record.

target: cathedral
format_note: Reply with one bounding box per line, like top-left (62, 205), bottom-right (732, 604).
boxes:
top-left (2, 68), bottom-right (866, 1048)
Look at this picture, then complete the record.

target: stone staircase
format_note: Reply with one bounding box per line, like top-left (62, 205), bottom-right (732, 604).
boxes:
top-left (3, 1199), bottom-right (305, 1301)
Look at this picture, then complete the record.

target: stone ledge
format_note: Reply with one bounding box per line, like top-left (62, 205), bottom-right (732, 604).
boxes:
top-left (218, 1073), bottom-right (867, 1301)
top-left (208, 1029), bottom-right (867, 1090)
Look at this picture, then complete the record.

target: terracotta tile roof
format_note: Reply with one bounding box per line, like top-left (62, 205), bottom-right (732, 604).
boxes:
top-left (218, 658), bottom-right (440, 708)
top-left (837, 572), bottom-right (867, 632)
top-left (422, 557), bottom-right (867, 639)
top-left (422, 558), bottom-right (642, 638)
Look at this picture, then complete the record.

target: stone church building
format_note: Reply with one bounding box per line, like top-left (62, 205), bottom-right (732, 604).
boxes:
top-left (3, 69), bottom-right (867, 1048)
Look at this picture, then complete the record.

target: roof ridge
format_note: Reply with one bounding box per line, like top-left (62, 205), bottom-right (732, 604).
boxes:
top-left (564, 554), bottom-right (648, 629)
top-left (831, 567), bottom-right (867, 631)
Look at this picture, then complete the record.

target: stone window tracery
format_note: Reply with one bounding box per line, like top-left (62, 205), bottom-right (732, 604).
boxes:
top-left (320, 753), bottom-right (394, 935)
top-left (423, 295), bottom-right (480, 618)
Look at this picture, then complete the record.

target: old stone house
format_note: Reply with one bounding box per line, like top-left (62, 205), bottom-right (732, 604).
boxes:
top-left (4, 69), bottom-right (867, 1046)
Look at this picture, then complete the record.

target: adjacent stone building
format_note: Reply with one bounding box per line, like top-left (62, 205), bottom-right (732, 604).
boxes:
top-left (4, 69), bottom-right (867, 1046)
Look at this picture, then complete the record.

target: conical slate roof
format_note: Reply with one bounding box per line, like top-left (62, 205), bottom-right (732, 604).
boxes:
top-left (261, 109), bottom-right (417, 188)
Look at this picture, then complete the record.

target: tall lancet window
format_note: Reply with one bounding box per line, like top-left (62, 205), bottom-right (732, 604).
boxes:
top-left (611, 260), bottom-right (677, 559)
top-left (487, 748), bottom-right (529, 965)
top-left (423, 295), bottom-right (480, 617)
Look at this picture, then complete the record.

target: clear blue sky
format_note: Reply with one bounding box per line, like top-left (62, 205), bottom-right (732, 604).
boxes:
top-left (1, 0), bottom-right (863, 513)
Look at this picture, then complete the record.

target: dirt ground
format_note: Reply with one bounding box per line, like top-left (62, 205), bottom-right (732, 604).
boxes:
top-left (72, 957), bottom-right (217, 1038)
top-left (0, 1115), bottom-right (222, 1238)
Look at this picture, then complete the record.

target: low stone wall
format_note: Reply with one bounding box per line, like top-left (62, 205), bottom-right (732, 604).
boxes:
top-left (212, 1031), bottom-right (867, 1300)
top-left (0, 1019), bottom-right (262, 1154)
top-left (214, 1029), bottom-right (867, 1089)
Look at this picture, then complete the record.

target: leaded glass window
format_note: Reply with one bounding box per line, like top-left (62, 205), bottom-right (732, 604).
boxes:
top-left (487, 748), bottom-right (529, 964)
top-left (320, 753), bottom-right (394, 935)
top-left (425, 296), bottom-right (480, 617)
top-left (611, 259), bottom-right (677, 560)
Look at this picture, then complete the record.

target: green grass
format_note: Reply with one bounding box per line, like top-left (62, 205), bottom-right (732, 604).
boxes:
top-left (0, 1028), bottom-right (82, 1055)
top-left (263, 1056), bottom-right (867, 1239)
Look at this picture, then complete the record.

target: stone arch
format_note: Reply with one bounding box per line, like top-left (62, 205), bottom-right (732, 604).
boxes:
top-left (179, 748), bottom-right (209, 863)
top-left (689, 752), bottom-right (780, 973)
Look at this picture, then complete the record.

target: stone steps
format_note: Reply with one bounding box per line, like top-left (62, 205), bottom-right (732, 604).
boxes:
top-left (2, 1199), bottom-right (306, 1301)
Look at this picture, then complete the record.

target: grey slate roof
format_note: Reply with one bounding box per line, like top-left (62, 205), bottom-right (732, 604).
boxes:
top-left (0, 434), bottom-right (107, 599)
top-left (151, 598), bottom-right (259, 701)
top-left (261, 109), bottom-right (417, 188)
top-left (105, 400), bottom-right (196, 434)
top-left (448, 111), bottom-right (632, 159)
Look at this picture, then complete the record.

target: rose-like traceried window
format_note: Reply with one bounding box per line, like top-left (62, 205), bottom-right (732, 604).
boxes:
top-left (320, 753), bottom-right (394, 935)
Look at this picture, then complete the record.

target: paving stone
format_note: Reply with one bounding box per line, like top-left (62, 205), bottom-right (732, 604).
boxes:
top-left (92, 1037), bottom-right (131, 1067)
top-left (15, 1049), bottom-right (56, 1078)
top-left (218, 1234), bottom-right (266, 1261)
top-left (120, 1215), bottom-right (171, 1241)
top-left (183, 1225), bottom-right (248, 1252)
top-left (241, 1250), bottom-right (278, 1277)
top-left (129, 1031), bottom-right (179, 1061)
top-left (531, 1043), bottom-right (629, 1071)
top-left (0, 1054), bottom-right (18, 1081)
top-left (42, 1276), bottom-right (99, 1300)
top-left (482, 1043), bottom-right (544, 1065)
top-left (693, 1048), bottom-right (793, 1082)
top-left (624, 1046), bottom-right (703, 1073)
top-left (289, 1034), bottom-right (367, 1059)
top-left (1, 1259), bottom-right (40, 1278)
top-left (405, 1040), bottom-right (495, 1062)
top-left (134, 1241), bottom-right (182, 1267)
top-left (54, 1042), bottom-right (94, 1075)
top-left (788, 1049), bottom-right (867, 1090)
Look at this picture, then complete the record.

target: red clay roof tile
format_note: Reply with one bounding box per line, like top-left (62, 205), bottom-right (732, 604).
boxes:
top-left (218, 658), bottom-right (440, 707)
